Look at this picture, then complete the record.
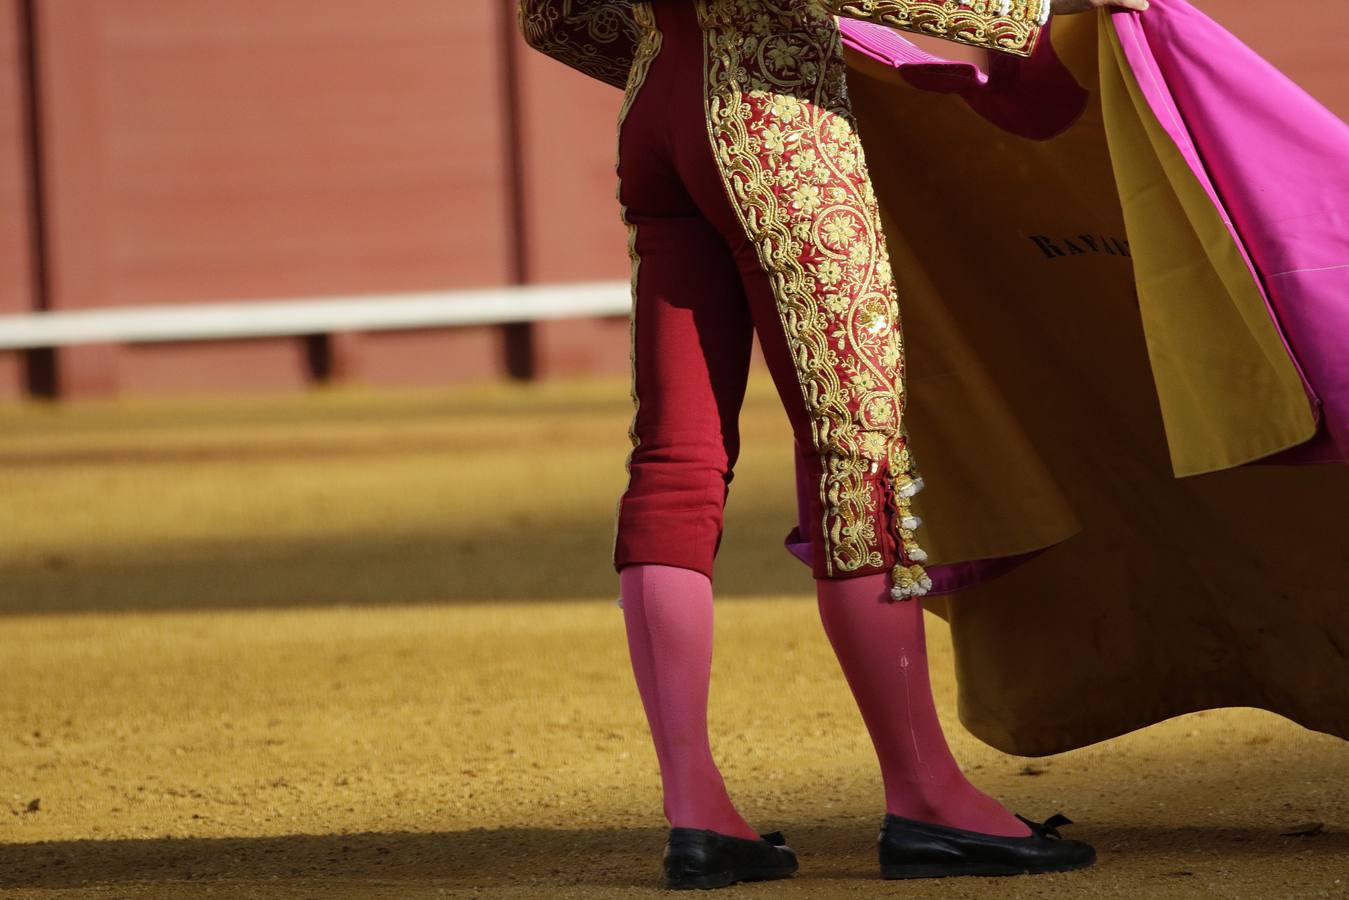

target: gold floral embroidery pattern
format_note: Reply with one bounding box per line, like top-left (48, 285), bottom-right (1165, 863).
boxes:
top-left (818, 0), bottom-right (1049, 58)
top-left (694, 0), bottom-right (931, 598)
top-left (518, 0), bottom-right (642, 90)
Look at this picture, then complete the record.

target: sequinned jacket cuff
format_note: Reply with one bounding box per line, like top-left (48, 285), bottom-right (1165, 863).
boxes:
top-left (518, 0), bottom-right (641, 90)
top-left (817, 0), bottom-right (1051, 57)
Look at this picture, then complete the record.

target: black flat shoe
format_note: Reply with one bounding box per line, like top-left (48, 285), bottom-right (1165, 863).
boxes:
top-left (662, 827), bottom-right (798, 890)
top-left (878, 813), bottom-right (1096, 879)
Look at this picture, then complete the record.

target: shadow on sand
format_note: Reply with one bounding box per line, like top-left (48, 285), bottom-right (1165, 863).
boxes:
top-left (1, 823), bottom-right (1343, 893)
top-left (0, 507), bottom-right (807, 617)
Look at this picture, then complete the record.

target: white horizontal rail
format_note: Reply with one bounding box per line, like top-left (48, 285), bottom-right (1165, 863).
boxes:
top-left (0, 281), bottom-right (632, 350)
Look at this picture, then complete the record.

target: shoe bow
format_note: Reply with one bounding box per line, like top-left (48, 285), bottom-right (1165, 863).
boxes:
top-left (1013, 813), bottom-right (1073, 840)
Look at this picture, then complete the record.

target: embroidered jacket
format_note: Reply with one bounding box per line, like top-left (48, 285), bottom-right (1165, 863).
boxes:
top-left (820, 1), bottom-right (1050, 57)
top-left (517, 0), bottom-right (642, 89)
top-left (518, 0), bottom-right (1052, 88)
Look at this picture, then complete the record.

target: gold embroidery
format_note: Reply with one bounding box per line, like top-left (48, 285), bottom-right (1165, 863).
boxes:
top-left (612, 3), bottom-right (662, 568)
top-left (694, 0), bottom-right (930, 597)
top-left (519, 0), bottom-right (642, 90)
top-left (818, 0), bottom-right (1049, 58)
top-left (617, 4), bottom-right (660, 129)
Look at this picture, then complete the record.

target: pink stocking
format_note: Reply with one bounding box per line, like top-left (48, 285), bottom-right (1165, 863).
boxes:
top-left (619, 564), bottom-right (759, 840)
top-left (816, 573), bottom-right (1031, 837)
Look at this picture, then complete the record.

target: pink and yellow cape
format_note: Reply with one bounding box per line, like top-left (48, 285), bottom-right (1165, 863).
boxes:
top-left (834, 0), bottom-right (1349, 753)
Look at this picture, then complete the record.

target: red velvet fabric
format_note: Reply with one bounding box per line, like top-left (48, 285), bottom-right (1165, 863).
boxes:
top-left (613, 0), bottom-right (897, 581)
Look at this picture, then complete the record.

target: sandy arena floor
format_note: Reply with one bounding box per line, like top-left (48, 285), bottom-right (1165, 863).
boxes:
top-left (1, 376), bottom-right (1345, 899)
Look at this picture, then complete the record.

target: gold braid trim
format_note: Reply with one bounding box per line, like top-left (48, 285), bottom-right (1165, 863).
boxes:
top-left (818, 0), bottom-right (1049, 58)
top-left (695, 0), bottom-right (930, 597)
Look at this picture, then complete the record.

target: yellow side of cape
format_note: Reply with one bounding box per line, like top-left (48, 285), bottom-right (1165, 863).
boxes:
top-left (843, 13), bottom-right (1347, 755)
top-left (1098, 17), bottom-right (1316, 477)
top-left (843, 11), bottom-right (1317, 574)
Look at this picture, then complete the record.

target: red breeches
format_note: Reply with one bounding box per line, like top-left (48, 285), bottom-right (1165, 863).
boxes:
top-left (612, 0), bottom-right (916, 584)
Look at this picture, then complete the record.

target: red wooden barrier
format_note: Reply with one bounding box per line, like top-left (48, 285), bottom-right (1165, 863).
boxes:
top-left (0, 0), bottom-right (1343, 399)
top-left (0, 0), bottom-right (36, 399)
